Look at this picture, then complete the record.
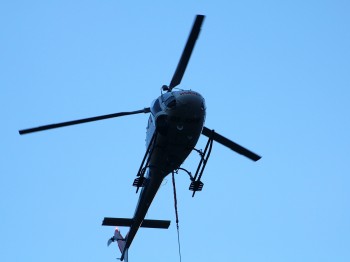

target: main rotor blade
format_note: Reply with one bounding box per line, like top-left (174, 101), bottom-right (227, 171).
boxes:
top-left (19, 107), bottom-right (151, 135)
top-left (202, 126), bottom-right (261, 161)
top-left (169, 14), bottom-right (205, 90)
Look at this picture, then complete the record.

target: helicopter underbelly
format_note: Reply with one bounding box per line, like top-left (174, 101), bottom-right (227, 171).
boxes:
top-left (147, 116), bottom-right (204, 178)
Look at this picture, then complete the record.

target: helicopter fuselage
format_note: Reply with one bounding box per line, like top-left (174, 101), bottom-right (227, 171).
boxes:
top-left (122, 90), bottom-right (206, 252)
top-left (147, 89), bottom-right (206, 173)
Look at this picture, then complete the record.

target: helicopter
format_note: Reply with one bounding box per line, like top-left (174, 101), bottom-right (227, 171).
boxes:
top-left (19, 14), bottom-right (261, 261)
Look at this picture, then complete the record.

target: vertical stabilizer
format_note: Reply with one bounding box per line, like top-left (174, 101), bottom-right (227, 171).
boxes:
top-left (107, 227), bottom-right (128, 260)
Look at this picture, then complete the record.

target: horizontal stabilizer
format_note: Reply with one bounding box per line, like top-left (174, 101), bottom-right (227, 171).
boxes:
top-left (102, 217), bottom-right (170, 229)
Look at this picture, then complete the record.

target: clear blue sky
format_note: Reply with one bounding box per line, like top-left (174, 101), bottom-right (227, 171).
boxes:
top-left (1, 1), bottom-right (350, 261)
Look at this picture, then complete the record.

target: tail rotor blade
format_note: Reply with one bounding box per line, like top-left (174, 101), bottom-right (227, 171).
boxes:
top-left (202, 126), bottom-right (261, 161)
top-left (19, 107), bottom-right (151, 135)
top-left (168, 14), bottom-right (205, 90)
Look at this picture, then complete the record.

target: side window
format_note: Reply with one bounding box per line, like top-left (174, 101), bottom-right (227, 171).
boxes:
top-left (150, 98), bottom-right (162, 116)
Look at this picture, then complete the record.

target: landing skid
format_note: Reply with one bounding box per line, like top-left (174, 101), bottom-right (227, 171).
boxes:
top-left (132, 132), bottom-right (158, 193)
top-left (175, 129), bottom-right (214, 197)
top-left (190, 129), bottom-right (214, 196)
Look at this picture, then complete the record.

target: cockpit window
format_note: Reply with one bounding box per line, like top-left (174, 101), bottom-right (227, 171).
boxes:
top-left (150, 98), bottom-right (162, 116)
top-left (162, 93), bottom-right (176, 109)
top-left (161, 92), bottom-right (173, 102)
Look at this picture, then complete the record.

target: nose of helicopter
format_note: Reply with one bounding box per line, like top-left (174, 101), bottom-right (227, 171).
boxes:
top-left (159, 90), bottom-right (206, 147)
top-left (172, 90), bottom-right (205, 114)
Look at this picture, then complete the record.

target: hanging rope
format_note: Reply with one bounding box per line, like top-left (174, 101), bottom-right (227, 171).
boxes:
top-left (172, 171), bottom-right (182, 262)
